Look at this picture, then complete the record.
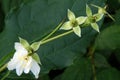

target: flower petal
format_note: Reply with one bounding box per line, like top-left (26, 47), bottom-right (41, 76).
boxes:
top-left (14, 42), bottom-right (28, 56)
top-left (16, 60), bottom-right (24, 76)
top-left (91, 23), bottom-right (100, 32)
top-left (60, 21), bottom-right (72, 30)
top-left (76, 16), bottom-right (87, 25)
top-left (7, 59), bottom-right (18, 70)
top-left (86, 4), bottom-right (92, 16)
top-left (31, 59), bottom-right (40, 79)
top-left (24, 57), bottom-right (32, 73)
top-left (68, 9), bottom-right (76, 21)
top-left (93, 13), bottom-right (104, 22)
top-left (73, 26), bottom-right (81, 37)
top-left (15, 42), bottom-right (24, 51)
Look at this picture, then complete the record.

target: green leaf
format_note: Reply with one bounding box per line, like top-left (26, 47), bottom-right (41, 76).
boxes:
top-left (32, 53), bottom-right (41, 64)
top-left (1, 0), bottom-right (23, 15)
top-left (0, 71), bottom-right (35, 80)
top-left (115, 50), bottom-right (120, 64)
top-left (95, 25), bottom-right (120, 50)
top-left (30, 41), bottom-right (41, 51)
top-left (114, 9), bottom-right (120, 25)
top-left (86, 4), bottom-right (92, 16)
top-left (97, 68), bottom-right (120, 80)
top-left (19, 37), bottom-right (30, 48)
top-left (91, 23), bottom-right (100, 32)
top-left (94, 53), bottom-right (110, 68)
top-left (0, 51), bottom-right (14, 67)
top-left (61, 57), bottom-right (92, 80)
top-left (93, 13), bottom-right (104, 22)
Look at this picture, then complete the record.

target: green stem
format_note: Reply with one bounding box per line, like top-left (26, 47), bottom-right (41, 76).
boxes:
top-left (0, 63), bottom-right (7, 73)
top-left (41, 30), bottom-right (73, 45)
top-left (1, 71), bottom-right (11, 80)
top-left (91, 58), bottom-right (97, 80)
top-left (88, 44), bottom-right (97, 80)
top-left (41, 21), bottom-right (64, 41)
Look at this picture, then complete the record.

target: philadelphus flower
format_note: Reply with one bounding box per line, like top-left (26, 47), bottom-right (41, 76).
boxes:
top-left (60, 9), bottom-right (87, 37)
top-left (7, 37), bottom-right (41, 79)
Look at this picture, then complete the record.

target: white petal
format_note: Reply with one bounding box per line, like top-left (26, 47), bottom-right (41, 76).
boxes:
top-left (14, 42), bottom-right (28, 56)
top-left (91, 23), bottom-right (100, 32)
top-left (73, 26), bottom-right (81, 37)
top-left (16, 60), bottom-right (24, 76)
top-left (12, 51), bottom-right (19, 59)
top-left (60, 21), bottom-right (72, 30)
top-left (68, 9), bottom-right (76, 21)
top-left (7, 59), bottom-right (18, 70)
top-left (15, 42), bottom-right (24, 51)
top-left (24, 57), bottom-right (32, 73)
top-left (31, 59), bottom-right (40, 79)
top-left (76, 17), bottom-right (87, 25)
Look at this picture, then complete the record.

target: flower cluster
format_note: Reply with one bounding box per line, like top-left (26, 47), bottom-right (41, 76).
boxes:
top-left (60, 4), bottom-right (114, 37)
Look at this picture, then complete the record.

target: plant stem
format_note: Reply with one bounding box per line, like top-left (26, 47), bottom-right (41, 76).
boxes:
top-left (88, 44), bottom-right (97, 80)
top-left (41, 21), bottom-right (64, 41)
top-left (0, 63), bottom-right (7, 73)
top-left (41, 30), bottom-right (73, 45)
top-left (91, 57), bottom-right (97, 80)
top-left (1, 71), bottom-right (11, 80)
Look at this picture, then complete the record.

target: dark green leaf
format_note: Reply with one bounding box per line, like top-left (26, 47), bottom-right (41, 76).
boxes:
top-left (95, 25), bottom-right (120, 50)
top-left (61, 57), bottom-right (92, 80)
top-left (97, 68), bottom-right (120, 80)
top-left (0, 71), bottom-right (35, 80)
top-left (94, 53), bottom-right (110, 68)
top-left (114, 9), bottom-right (120, 25)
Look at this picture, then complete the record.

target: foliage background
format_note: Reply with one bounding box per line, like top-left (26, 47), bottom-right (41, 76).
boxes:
top-left (0, 0), bottom-right (120, 80)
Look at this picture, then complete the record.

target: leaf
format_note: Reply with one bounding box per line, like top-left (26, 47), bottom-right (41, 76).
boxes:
top-left (30, 41), bottom-right (41, 51)
top-left (32, 53), bottom-right (41, 64)
top-left (94, 53), bottom-right (110, 68)
top-left (97, 68), bottom-right (120, 80)
top-left (95, 25), bottom-right (120, 50)
top-left (1, 0), bottom-right (23, 15)
top-left (0, 71), bottom-right (35, 80)
top-left (86, 4), bottom-right (92, 16)
top-left (114, 9), bottom-right (120, 25)
top-left (0, 51), bottom-right (14, 67)
top-left (19, 37), bottom-right (30, 48)
top-left (91, 23), bottom-right (100, 32)
top-left (61, 57), bottom-right (92, 80)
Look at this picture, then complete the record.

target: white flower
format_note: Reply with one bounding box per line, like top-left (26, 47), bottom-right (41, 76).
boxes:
top-left (7, 42), bottom-right (40, 79)
top-left (60, 9), bottom-right (87, 37)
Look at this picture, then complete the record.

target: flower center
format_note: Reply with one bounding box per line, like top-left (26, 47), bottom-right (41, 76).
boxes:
top-left (25, 57), bottom-right (28, 60)
top-left (71, 20), bottom-right (79, 27)
top-left (89, 16), bottom-right (97, 23)
top-left (27, 47), bottom-right (34, 56)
